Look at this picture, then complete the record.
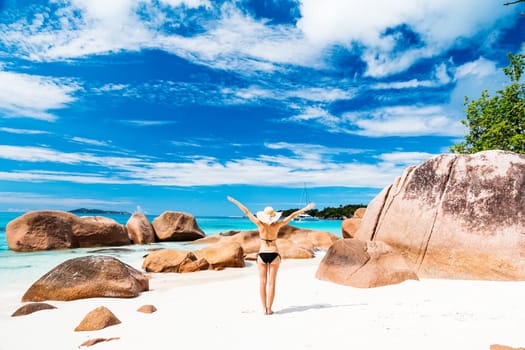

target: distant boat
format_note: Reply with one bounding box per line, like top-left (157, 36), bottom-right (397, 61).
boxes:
top-left (294, 213), bottom-right (319, 222)
top-left (293, 183), bottom-right (319, 222)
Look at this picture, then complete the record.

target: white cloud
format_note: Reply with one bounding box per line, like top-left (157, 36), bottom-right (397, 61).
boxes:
top-left (372, 78), bottom-right (435, 90)
top-left (434, 63), bottom-right (451, 84)
top-left (287, 87), bottom-right (355, 102)
top-left (0, 145), bottom-right (143, 169)
top-left (158, 0), bottom-right (211, 9)
top-left (0, 192), bottom-right (130, 208)
top-left (344, 105), bottom-right (464, 137)
top-left (119, 119), bottom-right (178, 127)
top-left (171, 140), bottom-right (203, 147)
top-left (3, 0), bottom-right (153, 61)
top-left (0, 143), bottom-right (414, 188)
top-left (70, 137), bottom-right (111, 147)
top-left (0, 70), bottom-right (77, 121)
top-left (372, 62), bottom-right (452, 89)
top-left (284, 104), bottom-right (465, 137)
top-left (221, 86), bottom-right (275, 102)
top-left (378, 151), bottom-right (436, 166)
top-left (0, 127), bottom-right (50, 135)
top-left (0, 0), bottom-right (515, 79)
top-left (288, 106), bottom-right (340, 127)
top-left (221, 84), bottom-right (355, 107)
top-left (449, 57), bottom-right (505, 112)
top-left (454, 57), bottom-right (498, 80)
top-left (265, 142), bottom-right (363, 157)
top-left (156, 3), bottom-right (320, 72)
top-left (297, 0), bottom-right (511, 77)
top-left (92, 83), bottom-right (129, 93)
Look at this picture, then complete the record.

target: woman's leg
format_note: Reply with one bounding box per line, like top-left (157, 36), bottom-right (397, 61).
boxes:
top-left (266, 257), bottom-right (280, 315)
top-left (257, 258), bottom-right (269, 314)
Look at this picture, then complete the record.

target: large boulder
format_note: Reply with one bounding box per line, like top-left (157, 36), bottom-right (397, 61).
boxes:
top-left (194, 241), bottom-right (245, 270)
top-left (316, 238), bottom-right (418, 288)
top-left (142, 249), bottom-right (209, 273)
top-left (73, 216), bottom-right (129, 247)
top-left (126, 213), bottom-right (155, 244)
top-left (152, 211), bottom-right (205, 241)
top-left (355, 150), bottom-right (525, 280)
top-left (6, 211), bottom-right (129, 252)
top-left (22, 256), bottom-right (149, 301)
top-left (6, 211), bottom-right (78, 251)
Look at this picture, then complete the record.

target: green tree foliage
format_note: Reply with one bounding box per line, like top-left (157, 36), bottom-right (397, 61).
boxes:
top-left (450, 53), bottom-right (525, 154)
top-left (281, 204), bottom-right (366, 220)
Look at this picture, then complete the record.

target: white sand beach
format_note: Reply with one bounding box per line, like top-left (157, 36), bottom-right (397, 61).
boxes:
top-left (2, 252), bottom-right (525, 350)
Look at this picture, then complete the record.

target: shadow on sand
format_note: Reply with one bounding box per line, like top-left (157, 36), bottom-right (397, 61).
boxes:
top-left (276, 303), bottom-right (363, 315)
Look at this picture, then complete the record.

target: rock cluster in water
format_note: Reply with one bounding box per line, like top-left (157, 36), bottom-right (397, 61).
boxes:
top-left (5, 210), bottom-right (205, 252)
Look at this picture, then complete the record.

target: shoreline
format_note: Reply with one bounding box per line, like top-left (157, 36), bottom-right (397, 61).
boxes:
top-left (2, 252), bottom-right (525, 349)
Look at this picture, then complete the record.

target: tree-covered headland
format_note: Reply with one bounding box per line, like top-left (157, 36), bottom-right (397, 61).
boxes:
top-left (281, 204), bottom-right (366, 220)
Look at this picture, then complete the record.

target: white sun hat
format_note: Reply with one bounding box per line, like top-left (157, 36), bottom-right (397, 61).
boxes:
top-left (256, 206), bottom-right (282, 224)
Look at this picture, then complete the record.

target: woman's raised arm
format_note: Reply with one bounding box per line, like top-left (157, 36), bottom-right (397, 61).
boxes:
top-left (227, 196), bottom-right (260, 225)
top-left (279, 203), bottom-right (315, 225)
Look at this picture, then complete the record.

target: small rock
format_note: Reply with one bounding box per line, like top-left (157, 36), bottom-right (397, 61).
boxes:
top-left (490, 345), bottom-right (525, 350)
top-left (79, 337), bottom-right (120, 347)
top-left (74, 306), bottom-right (121, 332)
top-left (11, 302), bottom-right (57, 317)
top-left (137, 304), bottom-right (157, 313)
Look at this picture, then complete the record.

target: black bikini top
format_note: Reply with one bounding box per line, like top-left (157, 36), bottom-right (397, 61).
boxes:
top-left (260, 238), bottom-right (276, 243)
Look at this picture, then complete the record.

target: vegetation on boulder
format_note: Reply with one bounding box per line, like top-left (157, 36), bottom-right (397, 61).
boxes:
top-left (450, 53), bottom-right (525, 154)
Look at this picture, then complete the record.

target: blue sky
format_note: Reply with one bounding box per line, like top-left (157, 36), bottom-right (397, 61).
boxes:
top-left (0, 0), bottom-right (523, 215)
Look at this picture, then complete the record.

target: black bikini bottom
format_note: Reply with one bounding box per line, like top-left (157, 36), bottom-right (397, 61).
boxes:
top-left (258, 252), bottom-right (280, 264)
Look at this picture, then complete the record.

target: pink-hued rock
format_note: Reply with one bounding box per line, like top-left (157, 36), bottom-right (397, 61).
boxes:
top-left (11, 302), bottom-right (57, 317)
top-left (6, 211), bottom-right (129, 252)
top-left (73, 216), bottom-right (129, 247)
top-left (490, 345), bottom-right (525, 350)
top-left (278, 225), bottom-right (339, 249)
top-left (194, 241), bottom-right (245, 270)
top-left (355, 150), bottom-right (525, 280)
top-left (74, 306), bottom-right (121, 331)
top-left (126, 213), bottom-right (155, 244)
top-left (316, 238), bottom-right (418, 288)
top-left (275, 238), bottom-right (315, 259)
top-left (152, 211), bottom-right (205, 241)
top-left (79, 338), bottom-right (120, 348)
top-left (137, 305), bottom-right (157, 314)
top-left (22, 256), bottom-right (149, 302)
top-left (342, 208), bottom-right (367, 238)
top-left (341, 218), bottom-right (360, 238)
top-left (353, 208), bottom-right (367, 219)
top-left (142, 249), bottom-right (209, 273)
top-left (6, 211), bottom-right (77, 251)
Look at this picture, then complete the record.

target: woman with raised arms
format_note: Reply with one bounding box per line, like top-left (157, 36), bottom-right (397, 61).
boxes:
top-left (227, 196), bottom-right (315, 315)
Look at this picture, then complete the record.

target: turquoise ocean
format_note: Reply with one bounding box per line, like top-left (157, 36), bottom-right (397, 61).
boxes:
top-left (0, 212), bottom-right (342, 296)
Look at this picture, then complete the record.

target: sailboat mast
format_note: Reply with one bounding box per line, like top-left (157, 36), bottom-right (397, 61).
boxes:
top-left (301, 182), bottom-right (310, 206)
